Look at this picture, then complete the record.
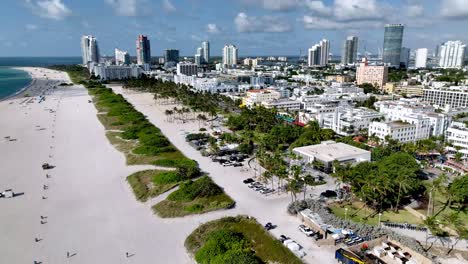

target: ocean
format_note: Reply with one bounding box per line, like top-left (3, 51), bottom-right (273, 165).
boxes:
top-left (0, 57), bottom-right (81, 99)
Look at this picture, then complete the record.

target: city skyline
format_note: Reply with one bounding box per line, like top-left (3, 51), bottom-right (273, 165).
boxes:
top-left (1, 0), bottom-right (468, 57)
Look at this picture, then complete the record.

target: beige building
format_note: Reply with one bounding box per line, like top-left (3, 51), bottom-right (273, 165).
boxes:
top-left (325, 75), bottom-right (354, 83)
top-left (385, 83), bottom-right (424, 96)
top-left (242, 89), bottom-right (281, 108)
top-left (356, 58), bottom-right (388, 89)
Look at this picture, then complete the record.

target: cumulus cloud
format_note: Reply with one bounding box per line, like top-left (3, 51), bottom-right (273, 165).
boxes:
top-left (105, 0), bottom-right (140, 16)
top-left (206, 23), bottom-right (220, 34)
top-left (302, 15), bottom-right (382, 30)
top-left (406, 4), bottom-right (423, 17)
top-left (333, 0), bottom-right (382, 21)
top-left (304, 0), bottom-right (332, 15)
top-left (162, 0), bottom-right (176, 12)
top-left (441, 0), bottom-right (468, 19)
top-left (25, 0), bottom-right (71, 20)
top-left (235, 12), bottom-right (292, 33)
top-left (243, 0), bottom-right (301, 11)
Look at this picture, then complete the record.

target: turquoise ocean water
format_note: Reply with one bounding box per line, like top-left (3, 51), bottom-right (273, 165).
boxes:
top-left (0, 57), bottom-right (81, 100)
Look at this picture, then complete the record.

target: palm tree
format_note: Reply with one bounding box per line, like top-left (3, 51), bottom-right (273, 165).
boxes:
top-left (303, 174), bottom-right (315, 200)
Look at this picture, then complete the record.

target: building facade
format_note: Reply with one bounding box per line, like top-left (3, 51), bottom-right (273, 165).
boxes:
top-left (341, 36), bottom-right (358, 65)
top-left (115, 48), bottom-right (130, 65)
top-left (136, 35), bottom-right (151, 65)
top-left (400, 47), bottom-right (410, 68)
top-left (446, 122), bottom-right (468, 158)
top-left (439, 41), bottom-right (466, 69)
top-left (201, 41), bottom-right (210, 64)
top-left (369, 121), bottom-right (417, 143)
top-left (165, 49), bottom-right (180, 64)
top-left (81, 35), bottom-right (100, 65)
top-left (176, 63), bottom-right (198, 76)
top-left (415, 48), bottom-right (428, 68)
top-left (94, 64), bottom-right (142, 80)
top-left (423, 86), bottom-right (468, 108)
top-left (356, 58), bottom-right (389, 88)
top-left (383, 24), bottom-right (404, 68)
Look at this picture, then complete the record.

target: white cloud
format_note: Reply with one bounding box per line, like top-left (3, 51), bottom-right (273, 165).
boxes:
top-left (235, 12), bottom-right (292, 33)
top-left (25, 0), bottom-right (71, 20)
top-left (26, 24), bottom-right (38, 30)
top-left (302, 15), bottom-right (382, 30)
top-left (206, 23), bottom-right (220, 34)
top-left (406, 4), bottom-right (423, 17)
top-left (162, 0), bottom-right (176, 12)
top-left (304, 0), bottom-right (332, 15)
top-left (441, 0), bottom-right (468, 18)
top-left (244, 0), bottom-right (300, 11)
top-left (333, 0), bottom-right (382, 21)
top-left (105, 0), bottom-right (139, 16)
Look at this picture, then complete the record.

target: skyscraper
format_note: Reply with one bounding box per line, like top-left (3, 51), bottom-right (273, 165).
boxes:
top-left (415, 48), bottom-right (428, 69)
top-left (81, 35), bottom-right (100, 65)
top-left (439, 41), bottom-right (466, 69)
top-left (341, 36), bottom-right (358, 65)
top-left (383, 24), bottom-right (404, 68)
top-left (222, 44), bottom-right (238, 67)
top-left (201, 41), bottom-right (210, 63)
top-left (400, 47), bottom-right (410, 68)
top-left (165, 49), bottom-right (180, 64)
top-left (308, 44), bottom-right (321, 67)
top-left (136, 35), bottom-right (151, 65)
top-left (319, 39), bottom-right (330, 66)
top-left (115, 48), bottom-right (130, 65)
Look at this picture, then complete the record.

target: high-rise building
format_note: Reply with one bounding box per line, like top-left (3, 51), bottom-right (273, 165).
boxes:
top-left (136, 35), bottom-right (151, 65)
top-left (222, 44), bottom-right (238, 67)
top-left (194, 54), bottom-right (201, 66)
top-left (415, 48), bottom-right (428, 68)
top-left (439, 41), bottom-right (466, 69)
top-left (115, 48), bottom-right (130, 65)
top-left (201, 41), bottom-right (210, 63)
top-left (308, 44), bottom-right (321, 67)
top-left (165, 49), bottom-right (180, 64)
top-left (81, 35), bottom-right (100, 65)
top-left (400, 47), bottom-right (410, 68)
top-left (308, 39), bottom-right (330, 67)
top-left (383, 24), bottom-right (404, 68)
top-left (341, 36), bottom-right (358, 65)
top-left (320, 39), bottom-right (330, 66)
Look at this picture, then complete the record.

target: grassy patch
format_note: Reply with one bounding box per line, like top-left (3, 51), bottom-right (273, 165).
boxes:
top-left (185, 216), bottom-right (302, 264)
top-left (329, 201), bottom-right (423, 226)
top-left (127, 170), bottom-right (181, 202)
top-left (152, 176), bottom-right (235, 218)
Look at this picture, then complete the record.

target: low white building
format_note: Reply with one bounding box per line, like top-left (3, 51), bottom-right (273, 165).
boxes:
top-left (423, 86), bottom-right (468, 109)
top-left (93, 64), bottom-right (142, 80)
top-left (369, 121), bottom-right (417, 143)
top-left (243, 89), bottom-right (281, 108)
top-left (321, 107), bottom-right (384, 136)
top-left (446, 122), bottom-right (468, 158)
top-left (261, 99), bottom-right (301, 112)
top-left (293, 141), bottom-right (371, 172)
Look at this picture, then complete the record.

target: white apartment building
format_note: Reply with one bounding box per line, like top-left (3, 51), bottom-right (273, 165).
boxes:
top-left (375, 99), bottom-right (451, 137)
top-left (446, 122), bottom-right (468, 158)
top-left (176, 63), bottom-right (198, 76)
top-left (223, 44), bottom-right (238, 68)
top-left (322, 107), bottom-right (384, 136)
top-left (356, 58), bottom-right (389, 88)
top-left (423, 86), bottom-right (468, 108)
top-left (415, 48), bottom-right (428, 69)
top-left (261, 99), bottom-right (301, 112)
top-left (439, 41), bottom-right (466, 69)
top-left (93, 64), bottom-right (141, 80)
top-left (115, 48), bottom-right (130, 65)
top-left (243, 89), bottom-right (281, 108)
top-left (81, 35), bottom-right (99, 65)
top-left (369, 121), bottom-right (417, 143)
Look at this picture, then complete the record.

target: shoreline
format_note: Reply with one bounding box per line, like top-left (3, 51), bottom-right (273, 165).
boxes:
top-left (0, 67), bottom-right (33, 102)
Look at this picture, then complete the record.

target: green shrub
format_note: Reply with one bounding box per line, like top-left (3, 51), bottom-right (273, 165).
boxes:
top-left (185, 204), bottom-right (204, 212)
top-left (153, 158), bottom-right (194, 168)
top-left (152, 171), bottom-right (183, 185)
top-left (168, 176), bottom-right (223, 202)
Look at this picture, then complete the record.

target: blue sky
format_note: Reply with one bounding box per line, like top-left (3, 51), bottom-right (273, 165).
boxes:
top-left (0, 0), bottom-right (467, 57)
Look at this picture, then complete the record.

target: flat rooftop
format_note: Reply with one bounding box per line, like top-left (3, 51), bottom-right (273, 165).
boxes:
top-left (293, 141), bottom-right (370, 163)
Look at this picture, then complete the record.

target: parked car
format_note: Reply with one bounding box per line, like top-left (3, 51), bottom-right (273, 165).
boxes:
top-left (243, 178), bottom-right (254, 184)
top-left (248, 182), bottom-right (261, 188)
top-left (320, 190), bottom-right (337, 198)
top-left (42, 163), bottom-right (54, 170)
top-left (222, 162), bottom-right (233, 167)
top-left (299, 224), bottom-right (315, 237)
top-left (232, 163), bottom-right (243, 167)
top-left (313, 233), bottom-right (324, 241)
top-left (260, 188), bottom-right (273, 194)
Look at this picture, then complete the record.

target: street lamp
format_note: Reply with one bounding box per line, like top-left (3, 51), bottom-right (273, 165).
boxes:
top-left (378, 213), bottom-right (382, 227)
top-left (344, 208), bottom-right (348, 222)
